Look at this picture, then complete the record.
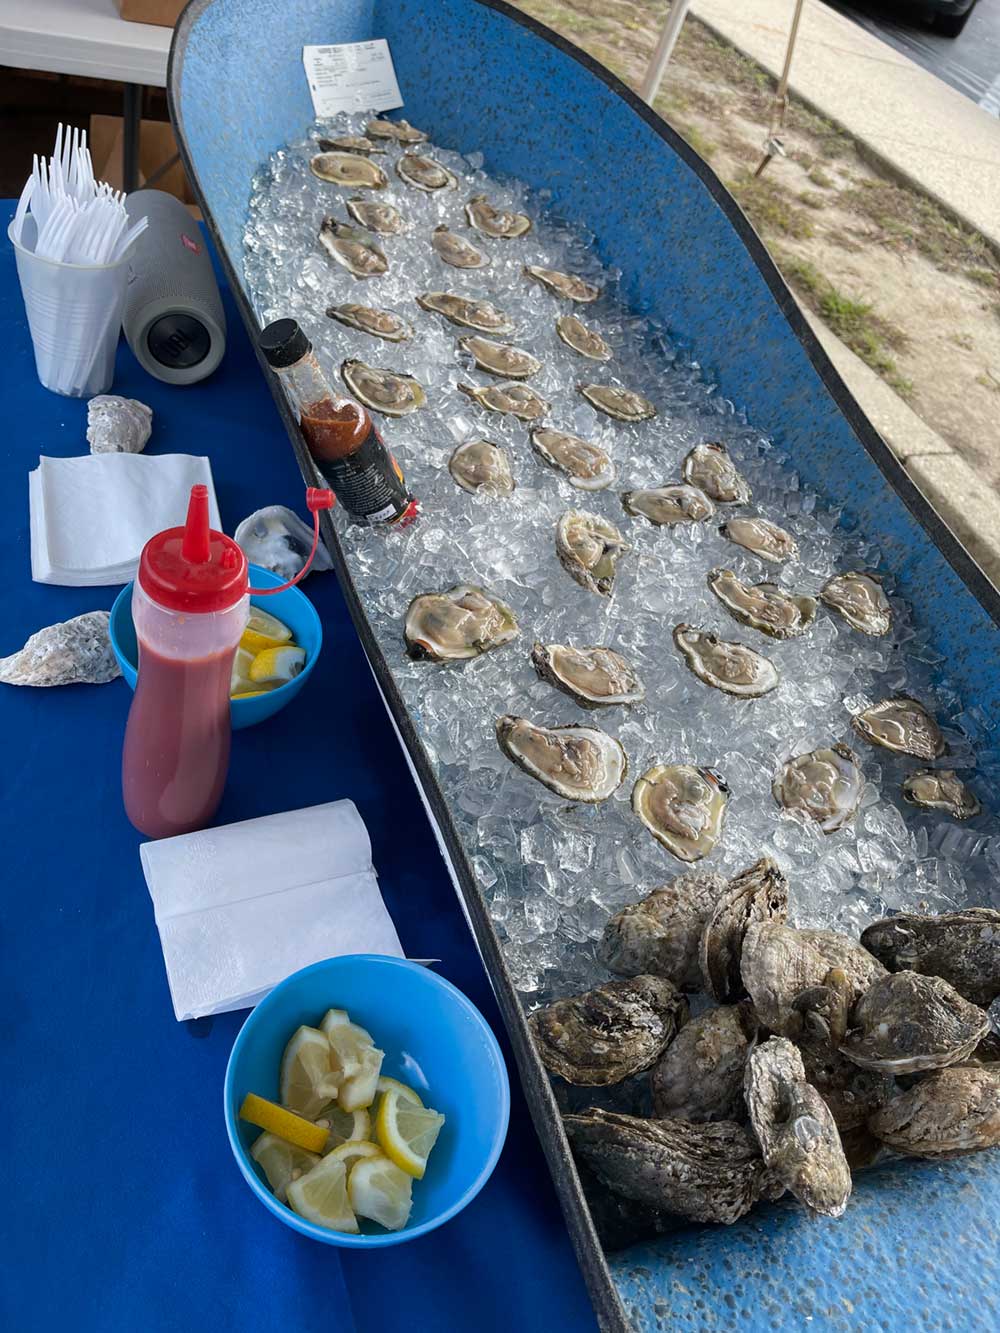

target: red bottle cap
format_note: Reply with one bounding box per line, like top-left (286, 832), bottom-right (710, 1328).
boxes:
top-left (138, 485), bottom-right (248, 613)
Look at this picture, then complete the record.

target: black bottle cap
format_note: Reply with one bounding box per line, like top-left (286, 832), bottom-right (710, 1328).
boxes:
top-left (258, 318), bottom-right (311, 368)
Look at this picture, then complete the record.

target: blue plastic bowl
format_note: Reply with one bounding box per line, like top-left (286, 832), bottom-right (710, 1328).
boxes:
top-left (108, 564), bottom-right (322, 730)
top-left (224, 955), bottom-right (510, 1247)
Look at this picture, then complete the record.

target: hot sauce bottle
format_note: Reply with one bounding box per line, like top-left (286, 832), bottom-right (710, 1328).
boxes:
top-left (259, 318), bottom-right (416, 527)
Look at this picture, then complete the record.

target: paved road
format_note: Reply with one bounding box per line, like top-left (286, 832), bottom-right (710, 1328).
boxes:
top-left (823, 0), bottom-right (1000, 115)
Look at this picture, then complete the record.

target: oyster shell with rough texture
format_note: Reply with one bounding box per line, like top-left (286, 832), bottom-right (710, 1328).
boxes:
top-left (868, 1065), bottom-right (1000, 1158)
top-left (708, 568), bottom-right (817, 640)
top-left (632, 763), bottom-right (729, 863)
top-left (529, 976), bottom-right (687, 1085)
top-left (523, 265), bottom-right (600, 302)
top-left (719, 515), bottom-right (797, 564)
top-left (0, 611), bottom-right (121, 687)
top-left (235, 505), bottom-right (333, 583)
top-left (773, 743), bottom-right (863, 833)
top-left (316, 135), bottom-right (383, 155)
top-left (841, 970), bottom-right (990, 1074)
top-left (902, 769), bottom-right (981, 820)
top-left (340, 359), bottom-right (425, 416)
top-left (319, 219), bottom-right (388, 278)
top-left (744, 1038), bottom-right (852, 1218)
top-left (447, 438), bottom-right (515, 496)
top-left (495, 715), bottom-right (627, 802)
top-left (820, 571), bottom-right (892, 635)
top-left (800, 1047), bottom-right (893, 1132)
top-left (556, 314), bottom-right (612, 361)
top-left (555, 510), bottom-right (629, 595)
top-left (326, 303), bottom-right (413, 342)
top-left (682, 443), bottom-right (751, 505)
top-left (310, 152), bottom-right (388, 189)
top-left (403, 586), bottom-right (518, 661)
top-left (458, 335), bottom-right (540, 379)
top-left (431, 225), bottom-right (489, 269)
top-left (530, 642), bottom-right (644, 709)
top-left (673, 625), bottom-right (779, 699)
top-left (651, 1002), bottom-right (758, 1123)
top-left (457, 380), bottom-right (549, 421)
top-left (344, 196), bottom-right (406, 234)
top-left (464, 194), bottom-right (532, 239)
top-left (860, 909), bottom-right (1000, 1007)
top-left (86, 394), bottom-right (151, 455)
top-left (565, 1109), bottom-right (774, 1224)
top-left (530, 428), bottom-right (615, 490)
top-left (851, 696), bottom-right (945, 760)
top-left (699, 857), bottom-right (789, 1003)
top-left (578, 383), bottom-right (656, 422)
top-left (395, 152), bottom-right (457, 191)
top-left (621, 484), bottom-right (714, 526)
top-left (365, 117), bottom-right (427, 143)
top-left (415, 291), bottom-right (514, 334)
top-left (598, 871), bottom-right (729, 989)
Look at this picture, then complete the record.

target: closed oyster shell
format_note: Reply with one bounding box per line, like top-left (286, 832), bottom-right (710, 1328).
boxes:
top-left (495, 715), bottom-right (627, 802)
top-left (0, 611), bottom-right (121, 687)
top-left (523, 265), bottom-right (600, 302)
top-left (868, 1065), bottom-right (1000, 1158)
top-left (744, 1037), bottom-right (852, 1218)
top-left (598, 871), bottom-right (729, 989)
top-left (555, 510), bottom-right (629, 596)
top-left (860, 909), bottom-right (1000, 1007)
top-left (395, 152), bottom-right (457, 191)
top-left (404, 585), bottom-right (518, 661)
top-left (530, 642), bottom-right (644, 709)
top-left (578, 383), bottom-right (656, 422)
top-left (708, 568), bottom-right (817, 640)
top-left (365, 117), bottom-right (427, 143)
top-left (902, 769), bottom-right (981, 820)
top-left (464, 194), bottom-right (532, 239)
top-left (529, 976), bottom-right (687, 1085)
top-left (851, 696), bottom-right (945, 760)
top-left (773, 743), bottom-right (863, 833)
top-left (632, 763), bottom-right (729, 863)
top-left (699, 857), bottom-right (789, 1003)
top-left (682, 443), bottom-right (751, 505)
top-left (719, 515), bottom-right (797, 563)
top-left (326, 303), bottom-right (413, 342)
top-left (457, 380), bottom-right (549, 421)
top-left (800, 1046), bottom-right (893, 1132)
top-left (431, 225), bottom-right (489, 269)
top-left (319, 219), bottom-right (388, 278)
top-left (415, 291), bottom-right (514, 334)
top-left (622, 484), bottom-right (714, 526)
top-left (341, 359), bottom-right (426, 416)
top-left (458, 335), bottom-right (540, 379)
top-left (842, 970), bottom-right (990, 1074)
top-left (447, 438), bottom-right (515, 496)
top-left (651, 1002), bottom-right (758, 1123)
top-left (556, 315), bottom-right (612, 361)
top-left (820, 571), bottom-right (892, 636)
top-left (344, 197), bottom-right (406, 234)
top-left (673, 625), bottom-right (779, 698)
top-left (310, 152), bottom-right (388, 189)
top-left (86, 394), bottom-right (151, 455)
top-left (530, 428), bottom-right (614, 490)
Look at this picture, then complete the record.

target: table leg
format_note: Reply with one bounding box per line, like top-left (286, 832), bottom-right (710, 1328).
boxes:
top-left (122, 84), bottom-right (142, 193)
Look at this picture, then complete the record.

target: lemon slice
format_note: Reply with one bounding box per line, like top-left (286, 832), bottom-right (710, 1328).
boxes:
top-left (340, 1045), bottom-right (385, 1112)
top-left (375, 1076), bottom-right (424, 1107)
top-left (287, 1156), bottom-right (359, 1232)
top-left (326, 1139), bottom-right (383, 1172)
top-left (376, 1088), bottom-right (445, 1179)
top-left (239, 1092), bottom-right (329, 1153)
top-left (313, 1104), bottom-right (371, 1152)
top-left (280, 1026), bottom-right (341, 1118)
top-left (250, 1131), bottom-right (320, 1203)
top-left (249, 645), bottom-right (307, 685)
top-left (230, 646), bottom-right (255, 695)
top-left (348, 1154), bottom-right (413, 1231)
top-left (241, 608), bottom-right (293, 654)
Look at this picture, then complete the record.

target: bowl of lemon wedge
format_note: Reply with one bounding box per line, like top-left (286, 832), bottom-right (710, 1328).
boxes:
top-left (224, 954), bottom-right (510, 1246)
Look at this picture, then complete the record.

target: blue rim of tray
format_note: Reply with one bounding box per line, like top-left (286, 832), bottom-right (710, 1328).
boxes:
top-left (168, 5), bottom-right (1000, 1330)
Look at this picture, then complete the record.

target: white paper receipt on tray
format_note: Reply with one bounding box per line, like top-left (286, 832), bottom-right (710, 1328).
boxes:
top-left (302, 40), bottom-right (404, 119)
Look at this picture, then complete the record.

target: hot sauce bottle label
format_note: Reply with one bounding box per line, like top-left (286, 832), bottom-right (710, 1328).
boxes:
top-left (314, 422), bottom-right (413, 525)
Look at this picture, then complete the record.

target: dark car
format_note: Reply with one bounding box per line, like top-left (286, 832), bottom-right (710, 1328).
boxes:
top-left (918, 0), bottom-right (980, 36)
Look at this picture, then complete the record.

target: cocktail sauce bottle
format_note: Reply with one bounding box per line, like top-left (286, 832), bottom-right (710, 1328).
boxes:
top-left (259, 318), bottom-right (416, 527)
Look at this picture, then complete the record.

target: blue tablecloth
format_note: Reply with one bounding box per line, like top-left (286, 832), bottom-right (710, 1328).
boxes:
top-left (0, 208), bottom-right (598, 1333)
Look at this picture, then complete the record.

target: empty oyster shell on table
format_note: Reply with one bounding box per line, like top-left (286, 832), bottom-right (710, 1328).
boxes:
top-left (599, 870), bottom-right (729, 989)
top-left (86, 394), bottom-right (151, 455)
top-left (556, 315), bottom-right (612, 361)
top-left (578, 383), bottom-right (656, 422)
top-left (326, 303), bottom-right (413, 342)
top-left (235, 505), bottom-right (333, 582)
top-left (431, 225), bottom-right (489, 269)
top-left (529, 975), bottom-right (687, 1085)
top-left (902, 769), bottom-right (981, 820)
top-left (708, 568), bottom-right (817, 640)
top-left (868, 1065), bottom-right (1000, 1158)
top-left (310, 153), bottom-right (388, 190)
top-left (457, 380), bottom-right (549, 421)
top-left (530, 642), bottom-right (645, 709)
top-left (555, 510), bottom-right (629, 595)
top-left (447, 438), bottom-right (515, 496)
top-left (415, 291), bottom-right (514, 334)
top-left (841, 971), bottom-right (990, 1074)
top-left (860, 909), bottom-right (1000, 1007)
top-left (632, 763), bottom-right (729, 863)
top-left (699, 857), bottom-right (789, 1003)
top-left (744, 1038), bottom-right (852, 1218)
top-left (395, 152), bottom-right (457, 191)
top-left (458, 335), bottom-right (540, 379)
top-left (651, 1002), bottom-right (758, 1123)
top-left (365, 117), bottom-right (428, 144)
top-left (523, 265), bottom-right (601, 302)
top-left (773, 743), bottom-right (864, 833)
top-left (495, 715), bottom-right (627, 802)
top-left (530, 429), bottom-right (615, 490)
top-left (820, 571), bottom-right (892, 635)
top-left (0, 611), bottom-right (121, 687)
top-left (673, 625), bottom-right (779, 699)
top-left (404, 585), bottom-right (518, 661)
top-left (319, 219), bottom-right (388, 278)
top-left (851, 696), bottom-right (945, 760)
top-left (622, 484), bottom-right (714, 526)
top-left (719, 515), bottom-right (797, 564)
top-left (683, 443), bottom-right (751, 505)
top-left (317, 134), bottom-right (383, 155)
top-left (344, 197), bottom-right (406, 234)
top-left (340, 359), bottom-right (426, 416)
top-left (464, 194), bottom-right (532, 239)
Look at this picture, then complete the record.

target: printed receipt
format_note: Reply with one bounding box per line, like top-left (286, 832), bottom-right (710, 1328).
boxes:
top-left (302, 40), bottom-right (404, 119)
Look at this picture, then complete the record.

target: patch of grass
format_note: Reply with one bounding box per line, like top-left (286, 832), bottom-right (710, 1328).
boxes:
top-left (951, 332), bottom-right (975, 351)
top-left (730, 175), bottom-right (815, 239)
top-left (809, 166), bottom-right (835, 189)
top-left (842, 180), bottom-right (998, 275)
top-left (966, 267), bottom-right (999, 290)
top-left (977, 368), bottom-right (1000, 393)
top-left (798, 190), bottom-right (826, 210)
top-left (674, 120), bottom-right (717, 161)
top-left (788, 104), bottom-right (852, 159)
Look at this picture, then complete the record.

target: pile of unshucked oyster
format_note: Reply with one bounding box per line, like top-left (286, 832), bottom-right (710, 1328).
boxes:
top-left (244, 113), bottom-right (1000, 1241)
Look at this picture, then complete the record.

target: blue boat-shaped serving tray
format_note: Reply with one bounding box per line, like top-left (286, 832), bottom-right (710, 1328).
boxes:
top-left (169, 3), bottom-right (1000, 1328)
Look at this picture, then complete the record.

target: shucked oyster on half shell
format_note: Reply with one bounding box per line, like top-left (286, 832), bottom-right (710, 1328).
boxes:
top-left (415, 292), bottom-right (514, 334)
top-left (366, 117), bottom-right (428, 143)
top-left (555, 510), bottom-right (629, 595)
top-left (556, 315), bottom-right (612, 361)
top-left (860, 909), bottom-right (1000, 1008)
top-left (841, 970), bottom-right (990, 1074)
top-left (529, 975), bottom-right (687, 1085)
top-left (395, 152), bottom-right (458, 191)
top-left (682, 443), bottom-right (751, 505)
top-left (708, 568), bottom-right (817, 640)
top-left (326, 303), bottom-right (413, 342)
top-left (431, 225), bottom-right (489, 269)
top-left (319, 219), bottom-right (388, 278)
top-left (464, 194), bottom-right (532, 239)
top-left (458, 335), bottom-right (540, 380)
top-left (599, 870), bottom-right (729, 989)
top-left (447, 438), bottom-right (515, 496)
top-left (868, 1065), bottom-right (1000, 1158)
top-left (622, 484), bottom-right (715, 526)
top-left (523, 264), bottom-right (601, 302)
top-left (632, 764), bottom-right (729, 863)
top-left (310, 152), bottom-right (388, 189)
top-left (457, 380), bottom-right (549, 421)
top-left (651, 1002), bottom-right (759, 1123)
top-left (531, 642), bottom-right (645, 709)
top-left (902, 769), bottom-right (981, 820)
top-left (772, 743), bottom-right (863, 833)
top-left (345, 196), bottom-right (406, 234)
top-left (530, 429), bottom-right (615, 491)
top-left (673, 625), bottom-right (779, 699)
top-left (340, 359), bottom-right (426, 416)
top-left (851, 696), bottom-right (945, 760)
top-left (404, 585), bottom-right (518, 661)
top-left (699, 857), bottom-right (789, 1003)
top-left (719, 515), bottom-right (798, 564)
top-left (578, 383), bottom-right (656, 422)
top-left (317, 134), bottom-right (383, 155)
top-left (495, 715), bottom-right (627, 802)
top-left (820, 571), bottom-right (892, 636)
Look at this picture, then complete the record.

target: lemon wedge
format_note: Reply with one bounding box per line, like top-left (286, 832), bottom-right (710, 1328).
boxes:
top-left (348, 1154), bottom-right (413, 1231)
top-left (326, 1139), bottom-right (383, 1172)
top-left (250, 1131), bottom-right (320, 1203)
top-left (287, 1156), bottom-right (359, 1232)
top-left (313, 1104), bottom-right (371, 1153)
top-left (240, 1092), bottom-right (329, 1154)
top-left (340, 1045), bottom-right (384, 1112)
top-left (249, 645), bottom-right (306, 685)
top-left (376, 1087), bottom-right (445, 1179)
top-left (230, 646), bottom-right (256, 694)
top-left (280, 1026), bottom-right (341, 1118)
top-left (241, 608), bottom-right (293, 654)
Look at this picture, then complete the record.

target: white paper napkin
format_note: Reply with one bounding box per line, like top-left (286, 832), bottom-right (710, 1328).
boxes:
top-left (140, 801), bottom-right (403, 1021)
top-left (29, 452), bottom-right (221, 586)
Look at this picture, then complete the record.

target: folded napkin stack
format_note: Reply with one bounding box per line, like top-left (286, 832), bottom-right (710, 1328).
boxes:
top-left (29, 452), bottom-right (221, 586)
top-left (140, 801), bottom-right (404, 1021)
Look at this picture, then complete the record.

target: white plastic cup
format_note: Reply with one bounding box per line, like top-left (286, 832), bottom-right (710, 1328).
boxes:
top-left (8, 218), bottom-right (130, 398)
